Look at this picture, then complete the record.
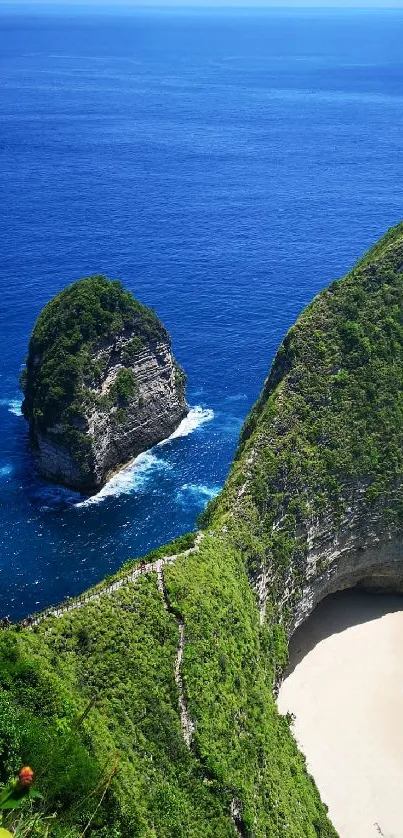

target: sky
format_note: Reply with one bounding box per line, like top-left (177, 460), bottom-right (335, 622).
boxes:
top-left (7, 0), bottom-right (403, 7)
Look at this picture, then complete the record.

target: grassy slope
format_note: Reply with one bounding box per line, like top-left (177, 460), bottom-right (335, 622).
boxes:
top-left (4, 223), bottom-right (403, 835)
top-left (0, 544), bottom-right (334, 837)
top-left (0, 578), bottom-right (236, 837)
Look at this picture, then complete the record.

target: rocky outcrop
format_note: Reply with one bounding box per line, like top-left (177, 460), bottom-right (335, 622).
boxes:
top-left (289, 483), bottom-right (403, 634)
top-left (22, 276), bottom-right (188, 492)
top-left (216, 221), bottom-right (403, 639)
top-left (35, 337), bottom-right (187, 492)
top-left (253, 479), bottom-right (403, 637)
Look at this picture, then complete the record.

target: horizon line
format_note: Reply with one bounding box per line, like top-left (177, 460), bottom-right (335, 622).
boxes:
top-left (3, 0), bottom-right (403, 8)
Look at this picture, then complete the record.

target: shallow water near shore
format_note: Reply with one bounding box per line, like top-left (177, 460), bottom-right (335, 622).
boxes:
top-left (278, 590), bottom-right (403, 838)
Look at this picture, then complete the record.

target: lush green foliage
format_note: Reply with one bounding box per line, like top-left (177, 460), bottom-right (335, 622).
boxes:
top-left (211, 221), bottom-right (403, 604)
top-left (121, 336), bottom-right (144, 365)
top-left (165, 537), bottom-right (335, 837)
top-left (173, 361), bottom-right (186, 394)
top-left (7, 224), bottom-right (403, 835)
top-left (0, 542), bottom-right (334, 837)
top-left (112, 368), bottom-right (137, 404)
top-left (0, 578), bottom-right (240, 837)
top-left (21, 276), bottom-right (167, 433)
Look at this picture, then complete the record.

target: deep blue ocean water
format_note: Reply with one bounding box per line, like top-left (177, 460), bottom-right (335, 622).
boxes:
top-left (0, 5), bottom-right (402, 619)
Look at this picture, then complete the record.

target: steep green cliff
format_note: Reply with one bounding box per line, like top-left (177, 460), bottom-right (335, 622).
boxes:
top-left (3, 223), bottom-right (403, 836)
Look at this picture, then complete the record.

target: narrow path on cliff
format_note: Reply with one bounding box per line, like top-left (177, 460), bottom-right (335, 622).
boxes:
top-left (31, 533), bottom-right (204, 627)
top-left (29, 536), bottom-right (201, 755)
top-left (29, 530), bottom-right (246, 835)
top-left (155, 549), bottom-right (245, 835)
top-left (156, 563), bottom-right (195, 748)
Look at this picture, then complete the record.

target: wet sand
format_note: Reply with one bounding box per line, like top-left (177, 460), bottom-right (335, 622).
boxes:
top-left (277, 590), bottom-right (403, 838)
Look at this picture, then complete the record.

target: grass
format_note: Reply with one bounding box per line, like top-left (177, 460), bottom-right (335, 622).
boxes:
top-left (5, 222), bottom-right (403, 835)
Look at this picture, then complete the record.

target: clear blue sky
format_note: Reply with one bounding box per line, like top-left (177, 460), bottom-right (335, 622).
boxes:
top-left (10, 0), bottom-right (403, 6)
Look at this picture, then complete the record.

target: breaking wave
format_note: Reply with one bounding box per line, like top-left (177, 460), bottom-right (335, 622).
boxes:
top-left (75, 405), bottom-right (214, 507)
top-left (176, 483), bottom-right (221, 508)
top-left (160, 406), bottom-right (214, 443)
top-left (0, 397), bottom-right (23, 416)
top-left (0, 465), bottom-right (13, 480)
top-left (75, 451), bottom-right (169, 508)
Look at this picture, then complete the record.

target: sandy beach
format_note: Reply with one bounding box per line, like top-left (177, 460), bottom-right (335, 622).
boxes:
top-left (277, 590), bottom-right (403, 838)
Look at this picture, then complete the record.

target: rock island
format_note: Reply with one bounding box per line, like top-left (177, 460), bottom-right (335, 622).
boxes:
top-left (21, 275), bottom-right (188, 492)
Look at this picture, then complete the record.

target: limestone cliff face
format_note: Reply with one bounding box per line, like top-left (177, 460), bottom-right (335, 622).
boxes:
top-left (33, 335), bottom-right (187, 492)
top-left (22, 276), bottom-right (188, 493)
top-left (254, 479), bottom-right (403, 637)
top-left (215, 221), bottom-right (403, 638)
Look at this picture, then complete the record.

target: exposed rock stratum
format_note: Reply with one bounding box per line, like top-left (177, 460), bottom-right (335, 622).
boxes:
top-left (21, 275), bottom-right (188, 492)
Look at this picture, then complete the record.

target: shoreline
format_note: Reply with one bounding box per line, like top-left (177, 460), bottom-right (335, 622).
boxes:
top-left (278, 589), bottom-right (403, 838)
top-left (75, 405), bottom-right (214, 507)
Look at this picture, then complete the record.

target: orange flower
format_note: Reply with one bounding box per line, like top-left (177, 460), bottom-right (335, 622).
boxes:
top-left (18, 766), bottom-right (34, 787)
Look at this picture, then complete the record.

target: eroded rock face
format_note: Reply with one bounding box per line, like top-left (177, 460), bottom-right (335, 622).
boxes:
top-left (35, 336), bottom-right (187, 492)
top-left (216, 221), bottom-right (403, 639)
top-left (263, 482), bottom-right (403, 637)
top-left (251, 476), bottom-right (403, 638)
top-left (22, 276), bottom-right (188, 492)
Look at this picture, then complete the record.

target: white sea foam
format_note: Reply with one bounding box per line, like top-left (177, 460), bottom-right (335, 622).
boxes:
top-left (0, 397), bottom-right (23, 416)
top-left (159, 406), bottom-right (214, 443)
top-left (75, 405), bottom-right (213, 508)
top-left (176, 483), bottom-right (221, 505)
top-left (75, 451), bottom-right (168, 508)
top-left (0, 465), bottom-right (13, 480)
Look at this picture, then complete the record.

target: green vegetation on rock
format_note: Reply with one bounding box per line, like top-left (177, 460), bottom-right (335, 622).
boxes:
top-left (5, 223), bottom-right (403, 835)
top-left (121, 336), bottom-right (144, 365)
top-left (21, 276), bottom-right (166, 432)
top-left (0, 578), bottom-right (239, 837)
top-left (20, 275), bottom-right (187, 492)
top-left (212, 221), bottom-right (403, 611)
top-left (112, 368), bottom-right (138, 404)
top-left (0, 542), bottom-right (334, 837)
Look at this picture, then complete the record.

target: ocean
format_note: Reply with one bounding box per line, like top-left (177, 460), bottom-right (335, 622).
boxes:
top-left (0, 4), bottom-right (402, 619)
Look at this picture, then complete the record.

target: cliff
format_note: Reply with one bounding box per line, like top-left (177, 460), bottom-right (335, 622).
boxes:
top-left (3, 224), bottom-right (403, 836)
top-left (213, 220), bottom-right (403, 635)
top-left (21, 275), bottom-right (188, 492)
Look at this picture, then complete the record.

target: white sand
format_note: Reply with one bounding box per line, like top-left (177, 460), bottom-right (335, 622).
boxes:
top-left (277, 590), bottom-right (403, 838)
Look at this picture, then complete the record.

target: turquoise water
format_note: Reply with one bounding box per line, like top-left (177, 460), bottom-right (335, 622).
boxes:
top-left (0, 6), bottom-right (402, 618)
